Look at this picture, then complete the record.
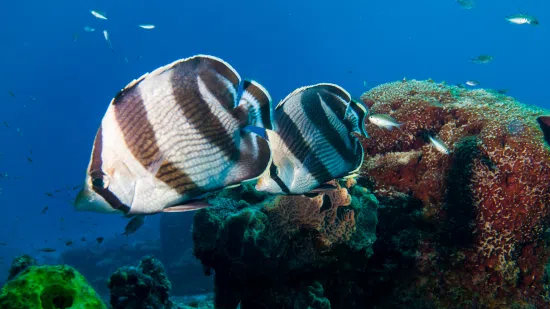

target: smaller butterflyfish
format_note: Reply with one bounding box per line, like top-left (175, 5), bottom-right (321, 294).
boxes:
top-left (255, 83), bottom-right (368, 195)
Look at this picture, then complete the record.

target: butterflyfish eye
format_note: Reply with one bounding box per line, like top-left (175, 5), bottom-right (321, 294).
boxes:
top-left (90, 170), bottom-right (110, 190)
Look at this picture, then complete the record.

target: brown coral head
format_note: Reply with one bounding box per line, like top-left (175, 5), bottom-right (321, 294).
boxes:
top-left (536, 116), bottom-right (550, 146)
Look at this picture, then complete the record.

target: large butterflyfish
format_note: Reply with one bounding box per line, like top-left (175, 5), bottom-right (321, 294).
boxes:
top-left (75, 55), bottom-right (273, 215)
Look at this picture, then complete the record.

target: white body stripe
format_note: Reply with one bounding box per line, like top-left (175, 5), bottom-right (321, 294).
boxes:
top-left (138, 70), bottom-right (238, 188)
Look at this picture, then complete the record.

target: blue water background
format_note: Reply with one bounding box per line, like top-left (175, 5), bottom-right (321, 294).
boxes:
top-left (0, 0), bottom-right (548, 281)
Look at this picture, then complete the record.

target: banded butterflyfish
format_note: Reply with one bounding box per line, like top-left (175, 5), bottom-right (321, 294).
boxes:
top-left (255, 83), bottom-right (368, 195)
top-left (75, 55), bottom-right (273, 215)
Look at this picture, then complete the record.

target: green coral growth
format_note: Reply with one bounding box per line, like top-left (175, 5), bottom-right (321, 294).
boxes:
top-left (0, 265), bottom-right (107, 309)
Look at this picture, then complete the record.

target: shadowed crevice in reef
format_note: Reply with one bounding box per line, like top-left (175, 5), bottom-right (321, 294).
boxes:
top-left (441, 135), bottom-right (494, 251)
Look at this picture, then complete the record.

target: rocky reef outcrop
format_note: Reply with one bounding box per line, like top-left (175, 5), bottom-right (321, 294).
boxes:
top-left (0, 263), bottom-right (107, 309)
top-left (7, 254), bottom-right (37, 281)
top-left (108, 256), bottom-right (175, 309)
top-left (192, 180), bottom-right (378, 308)
top-left (358, 80), bottom-right (550, 308)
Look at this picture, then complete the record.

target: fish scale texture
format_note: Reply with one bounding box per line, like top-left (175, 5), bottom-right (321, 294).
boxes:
top-left (191, 181), bottom-right (378, 308)
top-left (359, 79), bottom-right (550, 308)
top-left (0, 265), bottom-right (107, 309)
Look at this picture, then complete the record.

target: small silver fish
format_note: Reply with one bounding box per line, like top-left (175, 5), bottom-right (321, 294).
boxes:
top-left (103, 30), bottom-right (114, 52)
top-left (455, 0), bottom-right (475, 9)
top-left (255, 84), bottom-right (367, 195)
top-left (505, 14), bottom-right (539, 26)
top-left (470, 55), bottom-right (493, 64)
top-left (428, 135), bottom-right (451, 155)
top-left (74, 55), bottom-right (272, 215)
top-left (465, 80), bottom-right (480, 87)
top-left (138, 24), bottom-right (155, 30)
top-left (90, 10), bottom-right (108, 20)
top-left (84, 26), bottom-right (95, 32)
top-left (368, 114), bottom-right (402, 130)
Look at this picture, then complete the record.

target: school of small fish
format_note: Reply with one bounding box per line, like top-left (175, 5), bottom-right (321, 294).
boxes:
top-left (456, 6), bottom-right (539, 90)
top-left (85, 9), bottom-right (156, 53)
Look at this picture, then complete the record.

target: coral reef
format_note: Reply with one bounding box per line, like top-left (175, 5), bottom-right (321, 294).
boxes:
top-left (358, 80), bottom-right (550, 308)
top-left (192, 181), bottom-right (378, 308)
top-left (108, 255), bottom-right (175, 309)
top-left (0, 264), bottom-right (106, 309)
top-left (7, 254), bottom-right (36, 280)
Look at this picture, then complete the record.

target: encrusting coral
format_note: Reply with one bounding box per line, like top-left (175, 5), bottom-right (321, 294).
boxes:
top-left (192, 180), bottom-right (378, 308)
top-left (358, 79), bottom-right (550, 308)
top-left (0, 264), bottom-right (107, 309)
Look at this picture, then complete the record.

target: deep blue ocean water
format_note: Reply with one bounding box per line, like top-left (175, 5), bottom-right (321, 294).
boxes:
top-left (0, 0), bottom-right (548, 288)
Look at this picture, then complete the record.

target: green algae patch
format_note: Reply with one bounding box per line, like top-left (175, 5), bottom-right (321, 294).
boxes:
top-left (0, 265), bottom-right (107, 309)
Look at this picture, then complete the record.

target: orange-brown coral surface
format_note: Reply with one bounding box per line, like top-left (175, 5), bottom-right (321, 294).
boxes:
top-left (359, 80), bottom-right (550, 308)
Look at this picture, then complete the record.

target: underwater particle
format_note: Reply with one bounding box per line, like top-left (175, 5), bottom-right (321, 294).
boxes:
top-left (72, 32), bottom-right (79, 42)
top-left (84, 26), bottom-right (95, 32)
top-left (470, 54), bottom-right (493, 64)
top-left (428, 134), bottom-right (451, 154)
top-left (40, 206), bottom-right (48, 214)
top-left (465, 80), bottom-right (480, 86)
top-left (122, 215), bottom-right (146, 236)
top-left (506, 13), bottom-right (539, 25)
top-left (7, 91), bottom-right (14, 97)
top-left (46, 192), bottom-right (53, 197)
top-left (368, 114), bottom-right (402, 130)
top-left (455, 0), bottom-right (475, 9)
top-left (90, 10), bottom-right (108, 20)
top-left (65, 241), bottom-right (73, 246)
top-left (3, 121), bottom-right (9, 128)
top-left (96, 237), bottom-right (104, 244)
top-left (27, 157), bottom-right (32, 163)
top-left (138, 24), bottom-right (155, 29)
top-left (81, 237), bottom-right (86, 242)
